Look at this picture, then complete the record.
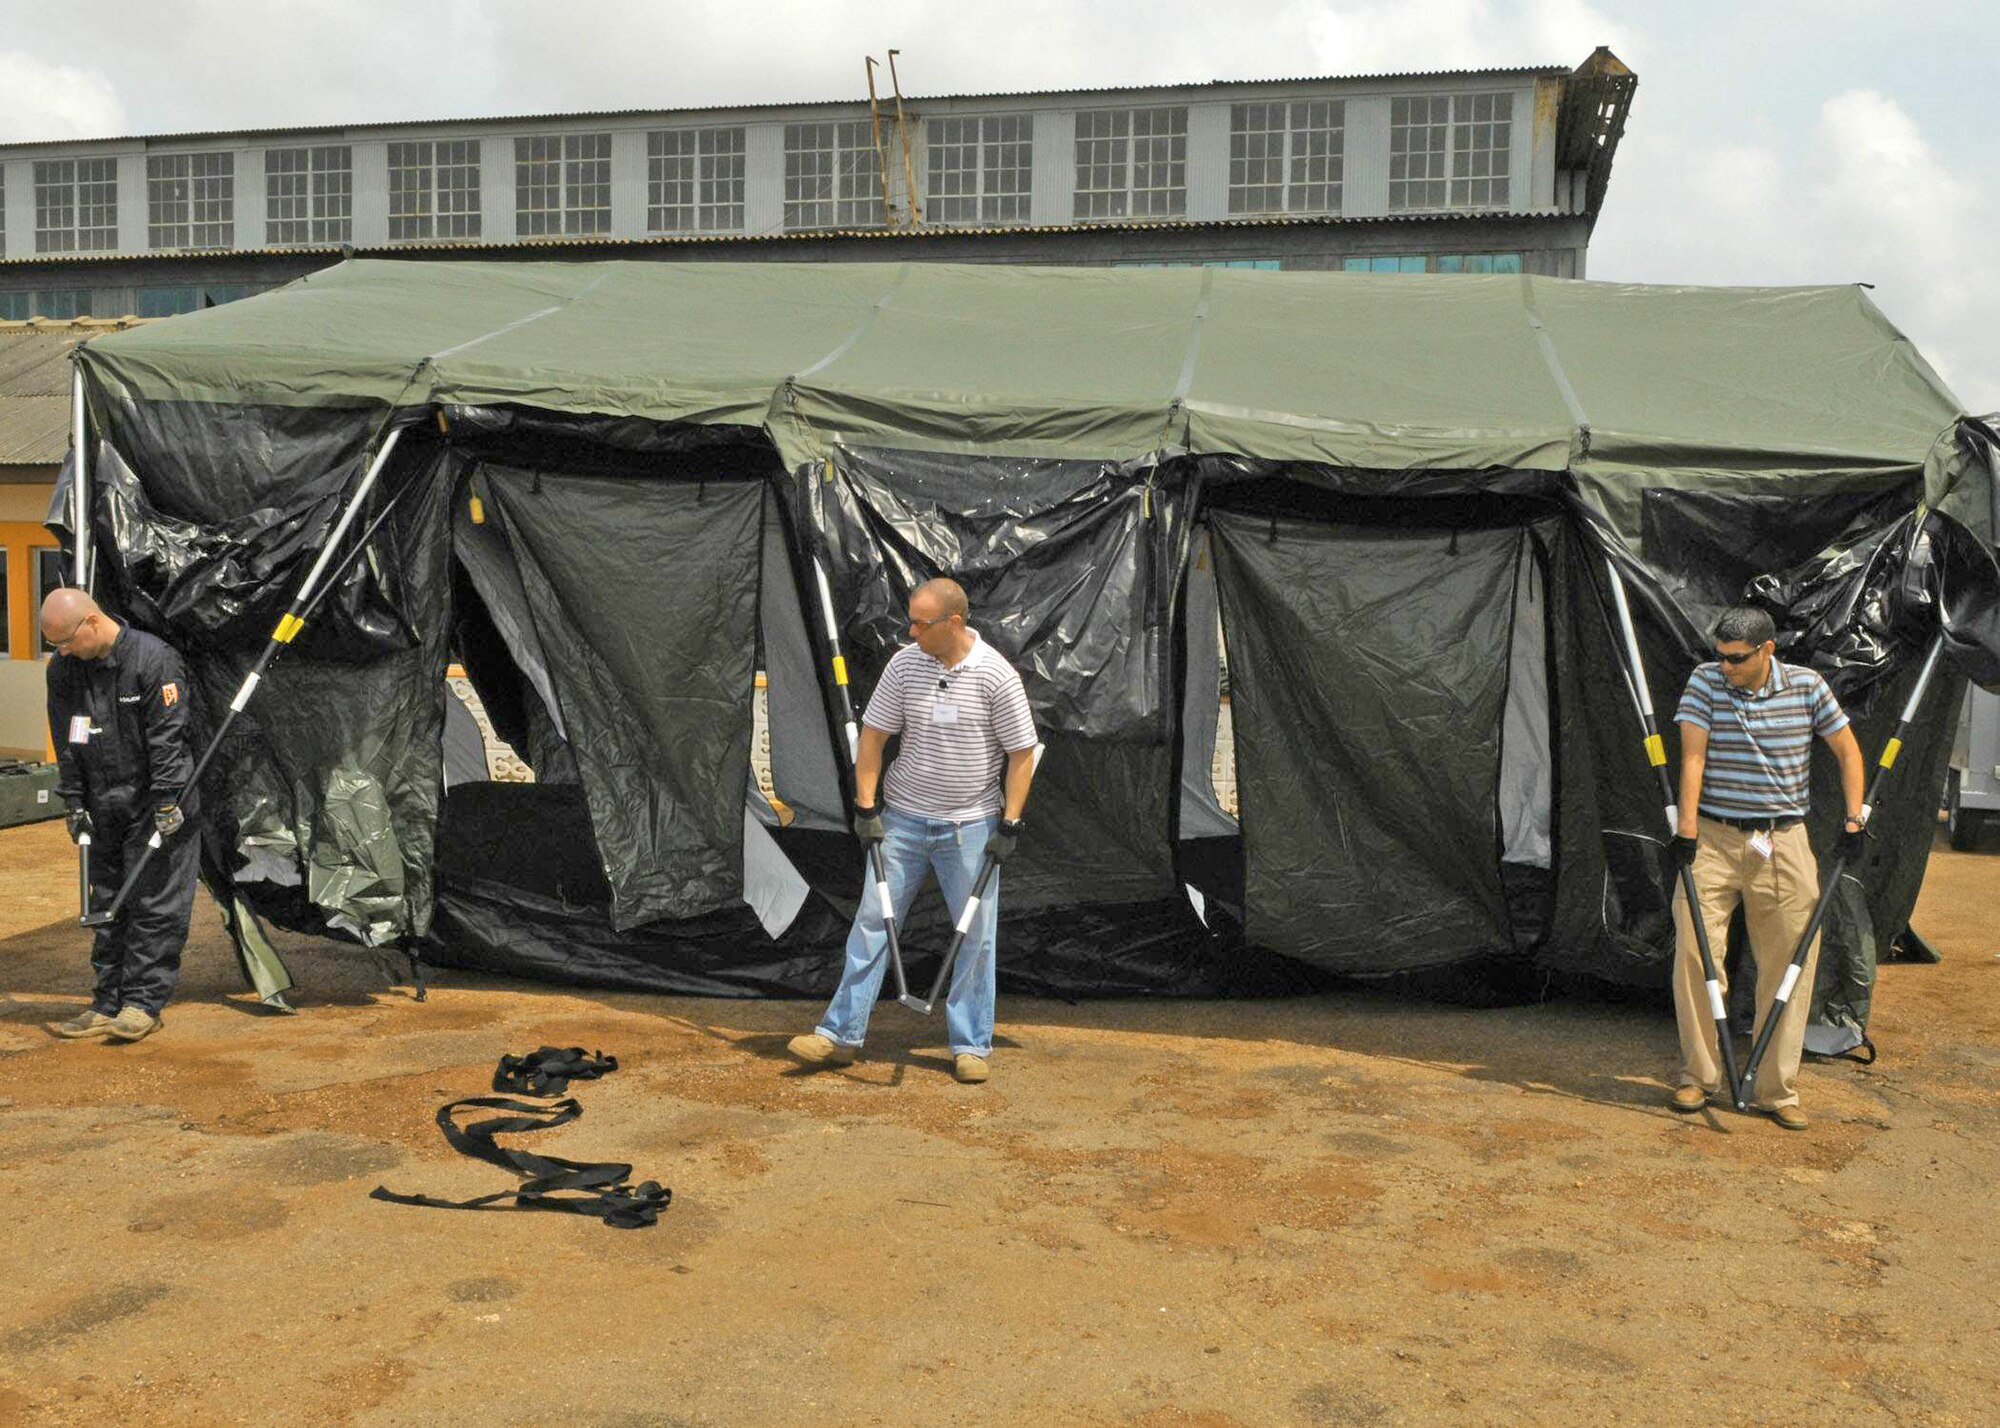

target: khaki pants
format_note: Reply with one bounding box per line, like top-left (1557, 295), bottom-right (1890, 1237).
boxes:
top-left (1670, 817), bottom-right (1821, 1109)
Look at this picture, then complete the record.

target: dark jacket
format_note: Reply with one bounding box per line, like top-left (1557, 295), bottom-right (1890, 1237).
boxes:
top-left (46, 626), bottom-right (198, 819)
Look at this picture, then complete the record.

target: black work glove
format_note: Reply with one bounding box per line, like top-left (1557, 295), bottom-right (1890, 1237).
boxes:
top-left (853, 803), bottom-right (885, 845)
top-left (65, 803), bottom-right (92, 844)
top-left (986, 818), bottom-right (1025, 864)
top-left (1669, 834), bottom-right (1699, 871)
top-left (154, 803), bottom-right (185, 838)
top-left (1836, 825), bottom-right (1868, 864)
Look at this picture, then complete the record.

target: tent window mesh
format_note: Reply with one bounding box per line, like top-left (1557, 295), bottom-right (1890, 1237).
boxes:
top-left (648, 127), bottom-right (746, 232)
top-left (783, 122), bottom-right (884, 230)
top-left (1074, 107), bottom-right (1185, 219)
top-left (515, 133), bottom-right (611, 237)
top-left (265, 145), bottom-right (352, 245)
top-left (925, 114), bottom-right (1031, 226)
top-left (34, 158), bottom-right (118, 253)
top-left (1229, 101), bottom-right (1343, 215)
top-left (148, 152), bottom-right (234, 250)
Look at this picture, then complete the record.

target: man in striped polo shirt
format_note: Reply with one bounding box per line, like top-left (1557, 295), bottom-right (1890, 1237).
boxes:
top-left (1669, 606), bottom-right (1866, 1128)
top-left (788, 577), bottom-right (1039, 1084)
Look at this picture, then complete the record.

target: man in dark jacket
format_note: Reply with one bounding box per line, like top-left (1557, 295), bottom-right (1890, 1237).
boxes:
top-left (41, 588), bottom-right (200, 1043)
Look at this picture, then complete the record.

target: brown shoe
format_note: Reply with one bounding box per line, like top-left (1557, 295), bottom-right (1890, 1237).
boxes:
top-left (1769, 1104), bottom-right (1809, 1131)
top-left (785, 1032), bottom-right (858, 1068)
top-left (52, 1009), bottom-right (117, 1039)
top-left (1670, 1084), bottom-right (1708, 1113)
top-left (105, 1007), bottom-right (161, 1043)
top-left (953, 1054), bottom-right (989, 1084)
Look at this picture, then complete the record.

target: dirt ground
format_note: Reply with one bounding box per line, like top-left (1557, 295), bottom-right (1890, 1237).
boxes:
top-left (0, 818), bottom-right (1995, 1427)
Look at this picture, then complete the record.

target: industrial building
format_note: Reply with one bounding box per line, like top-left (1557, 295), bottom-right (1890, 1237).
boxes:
top-left (0, 49), bottom-right (1633, 319)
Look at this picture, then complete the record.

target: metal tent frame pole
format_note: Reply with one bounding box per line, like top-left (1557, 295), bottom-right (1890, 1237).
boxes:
top-left (1603, 561), bottom-right (1744, 1104)
top-left (70, 365), bottom-right (92, 915)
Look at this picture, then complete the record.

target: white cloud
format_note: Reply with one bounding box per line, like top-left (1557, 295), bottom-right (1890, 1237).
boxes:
top-left (0, 51), bottom-right (126, 140)
top-left (1304, 0), bottom-right (1639, 73)
top-left (1593, 87), bottom-right (1999, 413)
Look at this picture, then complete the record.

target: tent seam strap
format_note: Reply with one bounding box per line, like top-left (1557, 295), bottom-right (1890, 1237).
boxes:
top-left (1520, 277), bottom-right (1591, 462)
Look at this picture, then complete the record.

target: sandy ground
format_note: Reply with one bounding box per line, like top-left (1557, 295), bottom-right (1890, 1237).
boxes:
top-left (0, 816), bottom-right (1995, 1427)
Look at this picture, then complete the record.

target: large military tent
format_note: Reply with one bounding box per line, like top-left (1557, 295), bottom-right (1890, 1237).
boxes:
top-left (59, 259), bottom-right (2000, 1049)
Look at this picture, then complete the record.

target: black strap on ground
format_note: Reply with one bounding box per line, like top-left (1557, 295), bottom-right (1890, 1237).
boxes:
top-left (493, 1045), bottom-right (617, 1096)
top-left (371, 1094), bottom-right (669, 1229)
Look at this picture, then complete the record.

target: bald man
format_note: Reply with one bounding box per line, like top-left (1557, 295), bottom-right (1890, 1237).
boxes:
top-left (788, 577), bottom-right (1038, 1083)
top-left (41, 588), bottom-right (200, 1043)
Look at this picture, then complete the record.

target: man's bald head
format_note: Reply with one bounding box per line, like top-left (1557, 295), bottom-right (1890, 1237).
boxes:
top-left (912, 578), bottom-right (968, 620)
top-left (40, 587), bottom-right (118, 660)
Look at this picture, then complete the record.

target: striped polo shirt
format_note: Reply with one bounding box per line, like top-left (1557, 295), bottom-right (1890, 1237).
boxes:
top-left (864, 629), bottom-right (1039, 820)
top-left (1675, 659), bottom-right (1849, 820)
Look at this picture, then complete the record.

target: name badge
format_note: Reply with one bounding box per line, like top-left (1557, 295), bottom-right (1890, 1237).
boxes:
top-left (931, 702), bottom-right (960, 726)
top-left (1749, 830), bottom-right (1774, 861)
top-left (68, 715), bottom-right (92, 745)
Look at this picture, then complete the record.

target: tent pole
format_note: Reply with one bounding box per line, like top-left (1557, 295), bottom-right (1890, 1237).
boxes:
top-left (69, 365), bottom-right (92, 914)
top-left (809, 528), bottom-right (913, 1003)
top-left (79, 426), bottom-right (408, 929)
top-left (1734, 632), bottom-right (1946, 1107)
top-left (1604, 560), bottom-right (1743, 1105)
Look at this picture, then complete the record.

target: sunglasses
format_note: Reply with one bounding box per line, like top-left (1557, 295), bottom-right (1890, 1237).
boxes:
top-left (909, 614), bottom-right (953, 631)
top-left (1716, 648), bottom-right (1761, 666)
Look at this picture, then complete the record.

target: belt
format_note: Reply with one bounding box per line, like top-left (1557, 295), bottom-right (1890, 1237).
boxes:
top-left (1704, 814), bottom-right (1803, 833)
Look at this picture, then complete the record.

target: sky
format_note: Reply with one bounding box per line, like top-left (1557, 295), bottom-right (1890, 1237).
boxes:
top-left (2, 0), bottom-right (1992, 410)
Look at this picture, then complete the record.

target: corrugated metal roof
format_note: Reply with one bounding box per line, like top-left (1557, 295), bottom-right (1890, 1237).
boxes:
top-left (0, 63), bottom-right (1577, 149)
top-left (0, 208), bottom-right (1578, 268)
top-left (0, 319), bottom-right (144, 464)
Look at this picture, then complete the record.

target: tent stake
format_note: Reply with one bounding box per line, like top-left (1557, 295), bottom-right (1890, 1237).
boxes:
top-left (1603, 562), bottom-right (1743, 1107)
top-left (1733, 633), bottom-right (1945, 1108)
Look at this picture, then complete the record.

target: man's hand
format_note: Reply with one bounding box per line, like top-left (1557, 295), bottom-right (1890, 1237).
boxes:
top-left (154, 804), bottom-right (185, 838)
top-left (1836, 819), bottom-right (1868, 865)
top-left (1669, 833), bottom-right (1699, 871)
top-left (853, 803), bottom-right (885, 845)
top-left (65, 803), bottom-right (92, 845)
top-left (987, 818), bottom-right (1025, 864)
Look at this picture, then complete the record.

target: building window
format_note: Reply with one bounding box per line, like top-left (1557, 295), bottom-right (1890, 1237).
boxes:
top-left (389, 140), bottom-right (482, 241)
top-left (266, 145), bottom-right (352, 245)
top-left (515, 133), bottom-right (611, 237)
top-left (1229, 101), bottom-right (1343, 215)
top-left (148, 153), bottom-right (234, 249)
top-left (1448, 93), bottom-right (1512, 207)
top-left (926, 115), bottom-right (1032, 226)
top-left (783, 122), bottom-right (885, 230)
top-left (647, 128), bottom-right (746, 233)
top-left (1074, 107), bottom-right (1186, 220)
top-left (135, 283), bottom-right (249, 317)
top-left (1390, 93), bottom-right (1512, 210)
top-left (35, 548), bottom-right (67, 652)
top-left (34, 159), bottom-right (119, 253)
top-left (1340, 252), bottom-right (1521, 274)
top-left (0, 294), bottom-right (28, 320)
top-left (35, 290), bottom-right (92, 319)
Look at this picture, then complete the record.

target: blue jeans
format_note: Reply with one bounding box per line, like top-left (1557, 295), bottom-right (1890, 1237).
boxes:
top-left (817, 807), bottom-right (1000, 1057)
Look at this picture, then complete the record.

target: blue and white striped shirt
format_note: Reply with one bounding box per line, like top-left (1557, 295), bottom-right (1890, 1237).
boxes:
top-left (1675, 660), bottom-right (1848, 820)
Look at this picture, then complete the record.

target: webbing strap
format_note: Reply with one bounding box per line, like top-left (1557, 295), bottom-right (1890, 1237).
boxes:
top-left (493, 1045), bottom-right (618, 1097)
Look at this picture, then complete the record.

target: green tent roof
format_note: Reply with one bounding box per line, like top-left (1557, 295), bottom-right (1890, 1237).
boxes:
top-left (78, 258), bottom-right (1972, 518)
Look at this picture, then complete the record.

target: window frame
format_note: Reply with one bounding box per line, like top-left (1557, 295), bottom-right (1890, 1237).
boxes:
top-left (34, 157), bottom-right (119, 253)
top-left (265, 145), bottom-right (352, 246)
top-left (782, 121), bottom-right (886, 231)
top-left (148, 152), bottom-right (235, 250)
top-left (647, 126), bottom-right (747, 233)
top-left (515, 133), bottom-right (612, 237)
top-left (925, 114), bottom-right (1033, 227)
top-left (1073, 106), bottom-right (1186, 221)
top-left (1389, 91), bottom-right (1513, 211)
top-left (1228, 100), bottom-right (1344, 216)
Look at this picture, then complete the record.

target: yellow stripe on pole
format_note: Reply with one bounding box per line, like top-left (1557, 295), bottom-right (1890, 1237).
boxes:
top-left (832, 655), bottom-right (850, 686)
top-left (469, 495), bottom-right (485, 525)
top-left (1644, 733), bottom-right (1666, 767)
top-left (1880, 736), bottom-right (1903, 769)
top-left (273, 613), bottom-right (305, 644)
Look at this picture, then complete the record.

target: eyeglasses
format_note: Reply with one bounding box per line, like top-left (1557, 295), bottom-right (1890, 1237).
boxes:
top-left (1716, 648), bottom-right (1760, 666)
top-left (49, 619), bottom-right (88, 654)
top-left (909, 613), bottom-right (952, 631)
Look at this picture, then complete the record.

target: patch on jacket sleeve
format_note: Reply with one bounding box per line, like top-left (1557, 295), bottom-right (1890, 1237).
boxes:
top-left (161, 682), bottom-right (179, 707)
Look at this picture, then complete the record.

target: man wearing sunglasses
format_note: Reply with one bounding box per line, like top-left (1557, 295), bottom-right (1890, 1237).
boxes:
top-left (1669, 605), bottom-right (1865, 1128)
top-left (39, 587), bottom-right (200, 1044)
top-left (788, 577), bottom-right (1038, 1083)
